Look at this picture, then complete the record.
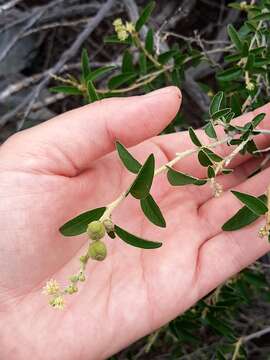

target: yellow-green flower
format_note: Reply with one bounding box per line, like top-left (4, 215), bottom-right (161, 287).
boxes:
top-left (43, 279), bottom-right (60, 296)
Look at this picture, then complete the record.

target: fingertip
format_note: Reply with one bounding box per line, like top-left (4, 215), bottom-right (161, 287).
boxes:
top-left (142, 86), bottom-right (182, 123)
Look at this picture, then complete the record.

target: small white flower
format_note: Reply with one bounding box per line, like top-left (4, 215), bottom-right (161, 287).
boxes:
top-left (43, 279), bottom-right (60, 296)
top-left (50, 296), bottom-right (65, 310)
top-left (246, 82), bottom-right (255, 91)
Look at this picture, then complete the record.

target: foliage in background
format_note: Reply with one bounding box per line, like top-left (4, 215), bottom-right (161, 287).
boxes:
top-left (50, 1), bottom-right (270, 358)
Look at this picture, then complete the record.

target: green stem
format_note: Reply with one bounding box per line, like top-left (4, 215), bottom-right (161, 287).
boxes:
top-left (133, 33), bottom-right (162, 68)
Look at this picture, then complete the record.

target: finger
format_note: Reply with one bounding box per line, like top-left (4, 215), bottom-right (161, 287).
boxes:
top-left (150, 102), bottom-right (270, 178)
top-left (196, 217), bottom-right (270, 299)
top-left (1, 87), bottom-right (181, 176)
top-left (198, 164), bottom-right (270, 239)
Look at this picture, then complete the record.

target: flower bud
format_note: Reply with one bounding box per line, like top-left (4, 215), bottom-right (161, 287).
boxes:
top-left (66, 284), bottom-right (78, 294)
top-left (69, 275), bottom-right (79, 283)
top-left (78, 273), bottom-right (86, 282)
top-left (87, 221), bottom-right (106, 240)
top-left (88, 240), bottom-right (107, 261)
top-left (103, 219), bottom-right (115, 233)
top-left (80, 254), bottom-right (89, 264)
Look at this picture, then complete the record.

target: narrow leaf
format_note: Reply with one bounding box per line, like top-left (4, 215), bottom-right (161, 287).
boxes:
top-left (252, 113), bottom-right (265, 128)
top-left (60, 207), bottom-right (106, 236)
top-left (188, 127), bottom-right (202, 147)
top-left (140, 194), bottom-right (166, 227)
top-left (204, 122), bottom-right (217, 139)
top-left (222, 195), bottom-right (267, 231)
top-left (203, 148), bottom-right (223, 162)
top-left (50, 86), bottom-right (81, 95)
top-left (128, 154), bottom-right (155, 199)
top-left (87, 66), bottom-right (115, 82)
top-left (122, 50), bottom-right (133, 73)
top-left (135, 1), bottom-right (155, 31)
top-left (209, 91), bottom-right (224, 116)
top-left (145, 28), bottom-right (154, 53)
top-left (114, 225), bottom-right (162, 249)
top-left (87, 80), bottom-right (99, 102)
top-left (212, 108), bottom-right (232, 120)
top-left (108, 72), bottom-right (137, 90)
top-left (227, 24), bottom-right (243, 52)
top-left (251, 12), bottom-right (270, 21)
top-left (104, 34), bottom-right (132, 45)
top-left (217, 68), bottom-right (243, 82)
top-left (198, 149), bottom-right (213, 167)
top-left (232, 190), bottom-right (268, 216)
top-left (208, 166), bottom-right (215, 178)
top-left (167, 167), bottom-right (207, 186)
top-left (116, 141), bottom-right (141, 174)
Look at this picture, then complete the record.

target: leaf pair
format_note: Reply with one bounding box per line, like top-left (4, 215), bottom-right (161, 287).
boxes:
top-left (222, 192), bottom-right (267, 231)
top-left (59, 208), bottom-right (161, 249)
top-left (116, 141), bottom-right (165, 227)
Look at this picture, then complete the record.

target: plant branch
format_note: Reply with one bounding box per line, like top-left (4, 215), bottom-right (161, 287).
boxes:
top-left (102, 136), bottom-right (230, 221)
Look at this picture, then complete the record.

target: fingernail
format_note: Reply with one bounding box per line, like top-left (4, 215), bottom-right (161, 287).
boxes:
top-left (143, 86), bottom-right (181, 98)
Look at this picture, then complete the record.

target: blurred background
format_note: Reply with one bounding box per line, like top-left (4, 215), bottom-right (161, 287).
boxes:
top-left (0, 0), bottom-right (242, 140)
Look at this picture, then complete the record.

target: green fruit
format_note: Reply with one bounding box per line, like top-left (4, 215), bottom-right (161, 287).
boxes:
top-left (87, 221), bottom-right (106, 240)
top-left (88, 241), bottom-right (107, 261)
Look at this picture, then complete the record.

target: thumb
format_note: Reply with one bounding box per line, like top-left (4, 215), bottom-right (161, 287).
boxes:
top-left (1, 86), bottom-right (181, 176)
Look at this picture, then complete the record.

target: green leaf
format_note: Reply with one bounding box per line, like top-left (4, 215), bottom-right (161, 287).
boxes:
top-left (212, 108), bottom-right (232, 120)
top-left (139, 53), bottom-right (147, 75)
top-left (227, 24), bottom-right (243, 52)
top-left (231, 190), bottom-right (268, 216)
top-left (87, 80), bottom-right (99, 102)
top-left (204, 122), bottom-right (217, 139)
top-left (217, 68), bottom-right (243, 82)
top-left (167, 167), bottom-right (207, 186)
top-left (140, 194), bottom-right (166, 227)
top-left (209, 91), bottom-right (224, 116)
top-left (222, 195), bottom-right (267, 231)
top-left (87, 66), bottom-right (115, 82)
top-left (188, 127), bottom-right (202, 147)
top-left (104, 34), bottom-right (132, 45)
top-left (207, 166), bottom-right (215, 178)
top-left (245, 53), bottom-right (255, 71)
top-left (251, 12), bottom-right (270, 21)
top-left (81, 48), bottom-right (91, 82)
top-left (203, 148), bottom-right (223, 162)
top-left (145, 28), bottom-right (154, 53)
top-left (128, 154), bottom-right (155, 199)
top-left (158, 50), bottom-right (177, 64)
top-left (122, 50), bottom-right (133, 73)
top-left (252, 113), bottom-right (265, 128)
top-left (116, 141), bottom-right (141, 174)
top-left (222, 168), bottom-right (233, 175)
top-left (50, 86), bottom-right (81, 95)
top-left (246, 139), bottom-right (258, 155)
top-left (205, 313), bottom-right (234, 339)
top-left (198, 149), bottom-right (213, 167)
top-left (108, 72), bottom-right (137, 90)
top-left (135, 1), bottom-right (155, 31)
top-left (60, 207), bottom-right (106, 236)
top-left (114, 225), bottom-right (162, 249)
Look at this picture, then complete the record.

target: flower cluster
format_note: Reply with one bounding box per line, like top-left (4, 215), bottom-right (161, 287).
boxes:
top-left (113, 18), bottom-right (135, 41)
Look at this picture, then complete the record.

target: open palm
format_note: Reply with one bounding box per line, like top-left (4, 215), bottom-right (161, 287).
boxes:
top-left (1, 87), bottom-right (270, 360)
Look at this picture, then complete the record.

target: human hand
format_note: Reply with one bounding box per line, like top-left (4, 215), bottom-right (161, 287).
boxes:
top-left (0, 86), bottom-right (270, 359)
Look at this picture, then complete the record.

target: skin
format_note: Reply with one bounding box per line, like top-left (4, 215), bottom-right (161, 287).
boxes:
top-left (0, 86), bottom-right (270, 359)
